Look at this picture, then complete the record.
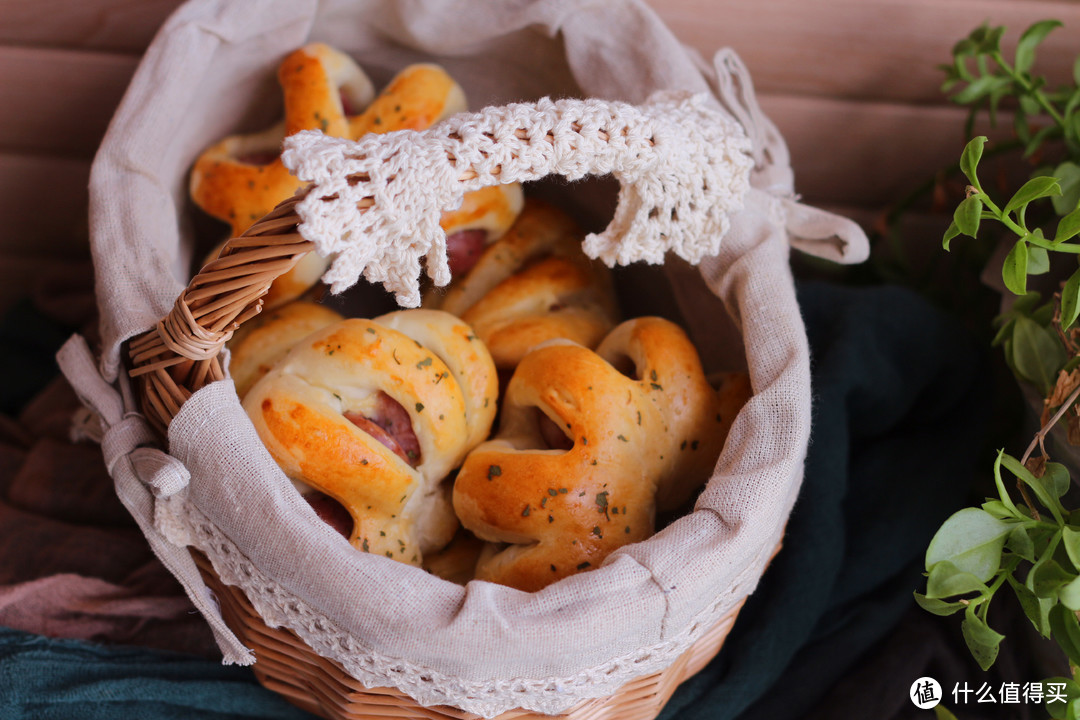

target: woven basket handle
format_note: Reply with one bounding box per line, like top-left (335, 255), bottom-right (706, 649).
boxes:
top-left (128, 91), bottom-right (753, 435)
top-left (128, 193), bottom-right (315, 435)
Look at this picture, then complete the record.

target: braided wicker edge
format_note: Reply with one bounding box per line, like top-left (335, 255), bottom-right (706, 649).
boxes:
top-left (194, 549), bottom-right (755, 720)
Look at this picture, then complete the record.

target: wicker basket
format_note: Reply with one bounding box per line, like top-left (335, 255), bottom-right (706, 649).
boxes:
top-left (125, 181), bottom-right (781, 719)
top-left (194, 547), bottom-right (757, 720)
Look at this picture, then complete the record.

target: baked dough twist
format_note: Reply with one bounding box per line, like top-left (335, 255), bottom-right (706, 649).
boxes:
top-left (192, 46), bottom-right (523, 308)
top-left (244, 311), bottom-right (497, 564)
top-left (191, 43), bottom-right (377, 237)
top-left (453, 317), bottom-right (731, 591)
top-left (429, 199), bottom-right (619, 372)
top-left (228, 300), bottom-right (344, 399)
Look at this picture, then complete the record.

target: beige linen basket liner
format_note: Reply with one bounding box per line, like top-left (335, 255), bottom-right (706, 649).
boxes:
top-left (61, 1), bottom-right (870, 719)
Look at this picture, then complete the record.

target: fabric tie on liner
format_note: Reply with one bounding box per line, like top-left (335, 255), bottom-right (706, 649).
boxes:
top-left (56, 334), bottom-right (253, 665)
top-left (710, 48), bottom-right (869, 266)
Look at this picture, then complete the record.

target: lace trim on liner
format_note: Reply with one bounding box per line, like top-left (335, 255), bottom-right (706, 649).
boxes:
top-left (156, 494), bottom-right (774, 718)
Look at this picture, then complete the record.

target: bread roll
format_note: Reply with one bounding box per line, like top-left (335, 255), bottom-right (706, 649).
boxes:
top-left (190, 43), bottom-right (375, 236)
top-left (430, 199), bottom-right (619, 372)
top-left (452, 317), bottom-right (733, 591)
top-left (245, 312), bottom-right (497, 564)
top-left (227, 301), bottom-right (343, 399)
top-left (191, 47), bottom-right (523, 308)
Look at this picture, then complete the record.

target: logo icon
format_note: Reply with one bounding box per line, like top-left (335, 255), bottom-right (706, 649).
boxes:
top-left (911, 677), bottom-right (942, 709)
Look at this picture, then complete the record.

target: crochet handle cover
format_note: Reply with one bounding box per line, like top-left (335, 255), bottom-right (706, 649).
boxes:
top-left (282, 91), bottom-right (754, 306)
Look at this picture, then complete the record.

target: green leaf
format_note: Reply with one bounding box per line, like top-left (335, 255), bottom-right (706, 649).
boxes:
top-left (1053, 162), bottom-right (1080, 216)
top-left (1032, 559), bottom-right (1075, 599)
top-left (1066, 90), bottom-right (1080, 122)
top-left (961, 604), bottom-right (1004, 670)
top-left (992, 450), bottom-right (1022, 517)
top-left (1001, 452), bottom-right (1067, 522)
top-left (1071, 113), bottom-right (1080, 149)
top-left (1026, 124), bottom-right (1063, 158)
top-left (952, 35), bottom-right (977, 58)
top-left (1061, 575), bottom-right (1080, 611)
top-left (1062, 267), bottom-right (1080, 331)
top-left (1028, 245), bottom-right (1051, 275)
top-left (1008, 575), bottom-right (1050, 636)
top-left (1011, 315), bottom-right (1068, 395)
top-left (1005, 176), bottom-right (1062, 214)
top-left (981, 498), bottom-right (1018, 519)
top-left (1033, 298), bottom-right (1057, 326)
top-left (1046, 462), bottom-right (1072, 498)
top-left (1003, 239), bottom-right (1030, 295)
top-left (959, 136), bottom-right (986, 185)
top-left (991, 317), bottom-right (1015, 347)
top-left (1016, 111), bottom-right (1032, 145)
top-left (934, 706), bottom-right (960, 720)
top-left (979, 25), bottom-right (1006, 54)
top-left (926, 507), bottom-right (1013, 580)
top-left (1019, 93), bottom-right (1043, 118)
top-left (953, 74), bottom-right (1009, 106)
top-left (942, 221), bottom-right (961, 251)
top-left (1014, 290), bottom-right (1044, 315)
top-left (1074, 55), bottom-right (1080, 87)
top-left (914, 592), bottom-right (965, 617)
top-left (1003, 337), bottom-right (1017, 375)
top-left (1056, 207), bottom-right (1080, 243)
top-left (1064, 526), bottom-right (1080, 571)
top-left (954, 195), bottom-right (983, 237)
top-left (926, 560), bottom-right (991, 599)
top-left (952, 53), bottom-right (975, 83)
top-left (1045, 677), bottom-right (1079, 719)
top-left (1015, 20), bottom-right (1063, 74)
top-left (1007, 524), bottom-right (1036, 561)
top-left (988, 83), bottom-right (1012, 127)
top-left (1050, 603), bottom-right (1080, 666)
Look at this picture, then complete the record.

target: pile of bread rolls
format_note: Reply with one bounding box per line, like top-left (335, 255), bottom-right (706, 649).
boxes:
top-left (190, 45), bottom-right (752, 592)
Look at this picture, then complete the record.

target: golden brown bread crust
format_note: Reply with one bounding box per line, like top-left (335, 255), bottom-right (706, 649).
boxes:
top-left (595, 317), bottom-right (731, 512)
top-left (372, 309), bottom-right (499, 458)
top-left (190, 44), bottom-right (373, 236)
top-left (244, 312), bottom-right (498, 565)
top-left (227, 300), bottom-right (343, 399)
top-left (430, 199), bottom-right (619, 371)
top-left (347, 63), bottom-right (465, 136)
top-left (452, 317), bottom-right (729, 592)
top-left (440, 184), bottom-right (525, 242)
top-left (191, 47), bottom-right (523, 308)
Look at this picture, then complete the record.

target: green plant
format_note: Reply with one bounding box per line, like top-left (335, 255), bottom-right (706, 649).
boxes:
top-left (940, 20), bottom-right (1080, 158)
top-left (921, 18), bottom-right (1080, 719)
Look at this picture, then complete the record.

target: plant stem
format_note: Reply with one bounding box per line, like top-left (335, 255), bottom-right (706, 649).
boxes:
top-left (990, 49), bottom-right (1067, 127)
top-left (1022, 382), bottom-right (1080, 465)
top-left (980, 191), bottom-right (1030, 238)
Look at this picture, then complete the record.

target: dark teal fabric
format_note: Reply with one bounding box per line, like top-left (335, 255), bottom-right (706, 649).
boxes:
top-left (0, 281), bottom-right (986, 719)
top-left (0, 628), bottom-right (316, 720)
top-left (660, 281), bottom-right (988, 719)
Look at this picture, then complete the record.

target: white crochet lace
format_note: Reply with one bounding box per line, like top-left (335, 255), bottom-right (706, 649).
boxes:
top-left (281, 91), bottom-right (753, 306)
top-left (156, 493), bottom-right (773, 718)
